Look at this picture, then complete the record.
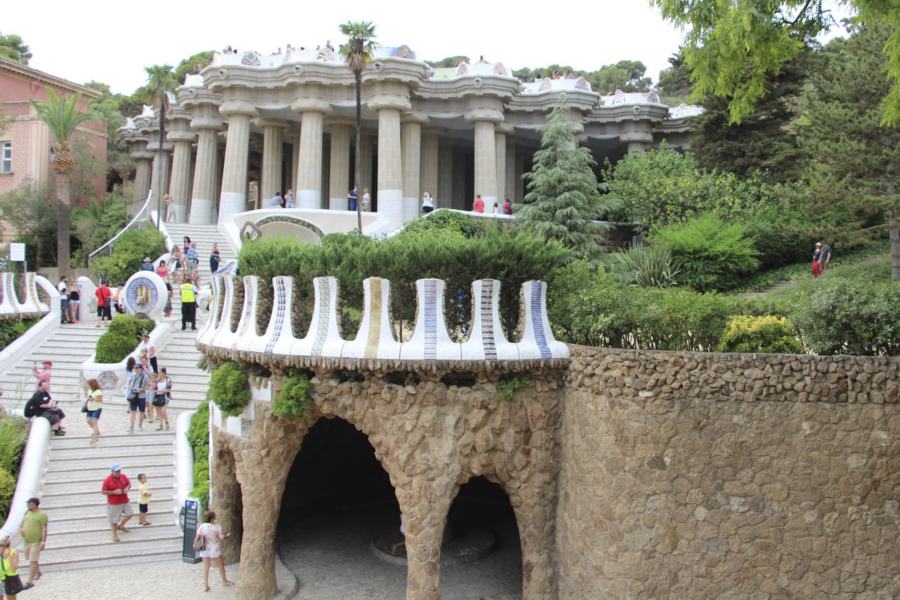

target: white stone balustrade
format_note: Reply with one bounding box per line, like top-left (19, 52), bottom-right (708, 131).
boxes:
top-left (198, 275), bottom-right (569, 367)
top-left (0, 272), bottom-right (48, 319)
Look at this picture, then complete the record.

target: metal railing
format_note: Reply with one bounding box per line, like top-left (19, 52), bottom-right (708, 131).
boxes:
top-left (87, 191), bottom-right (153, 278)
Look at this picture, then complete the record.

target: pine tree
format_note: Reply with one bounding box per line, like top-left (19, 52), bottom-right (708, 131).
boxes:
top-left (518, 99), bottom-right (616, 259)
top-left (794, 24), bottom-right (900, 283)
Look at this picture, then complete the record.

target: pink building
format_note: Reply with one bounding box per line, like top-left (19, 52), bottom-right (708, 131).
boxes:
top-left (0, 56), bottom-right (107, 206)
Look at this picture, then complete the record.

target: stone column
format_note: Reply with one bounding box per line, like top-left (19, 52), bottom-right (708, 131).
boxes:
top-left (438, 141), bottom-right (453, 210)
top-left (627, 141), bottom-right (647, 154)
top-left (150, 144), bottom-right (172, 212)
top-left (256, 119), bottom-right (290, 203)
top-left (505, 139), bottom-right (518, 203)
top-left (189, 122), bottom-right (223, 224)
top-left (295, 109), bottom-right (328, 209)
top-left (327, 120), bottom-right (352, 210)
top-left (372, 106), bottom-right (403, 227)
top-left (401, 114), bottom-right (427, 223)
top-left (472, 121), bottom-right (498, 208)
top-left (287, 130), bottom-right (301, 195)
top-left (515, 150), bottom-right (525, 204)
top-left (494, 124), bottom-right (514, 204)
top-left (359, 130), bottom-right (374, 196)
top-left (420, 128), bottom-right (441, 202)
top-left (132, 139), bottom-right (153, 213)
top-left (218, 105), bottom-right (259, 226)
top-left (321, 140), bottom-right (330, 206)
top-left (167, 138), bottom-right (194, 223)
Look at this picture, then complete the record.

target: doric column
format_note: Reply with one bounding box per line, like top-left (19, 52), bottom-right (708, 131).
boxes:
top-left (256, 119), bottom-right (290, 202)
top-left (131, 139), bottom-right (154, 213)
top-left (167, 139), bottom-right (194, 223)
top-left (401, 113), bottom-right (427, 223)
top-left (515, 149), bottom-right (526, 203)
top-left (438, 141), bottom-right (454, 210)
top-left (189, 126), bottom-right (223, 224)
top-left (292, 99), bottom-right (331, 210)
top-left (359, 130), bottom-right (374, 195)
top-left (217, 102), bottom-right (259, 225)
top-left (327, 120), bottom-right (352, 210)
top-left (494, 123), bottom-right (514, 204)
top-left (420, 127), bottom-right (442, 203)
top-left (149, 142), bottom-right (172, 212)
top-left (472, 121), bottom-right (497, 207)
top-left (287, 130), bottom-right (301, 195)
top-left (369, 87), bottom-right (408, 227)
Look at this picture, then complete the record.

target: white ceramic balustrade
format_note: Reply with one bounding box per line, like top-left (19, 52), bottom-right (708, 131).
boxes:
top-left (247, 276), bottom-right (298, 356)
top-left (197, 276), bottom-right (222, 347)
top-left (341, 278), bottom-right (402, 361)
top-left (0, 272), bottom-right (46, 319)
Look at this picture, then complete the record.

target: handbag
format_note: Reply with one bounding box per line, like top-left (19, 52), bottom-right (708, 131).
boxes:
top-left (81, 402), bottom-right (88, 414)
top-left (152, 395), bottom-right (166, 407)
top-left (193, 528), bottom-right (206, 552)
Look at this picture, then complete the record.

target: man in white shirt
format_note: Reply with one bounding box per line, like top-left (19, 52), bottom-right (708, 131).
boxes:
top-left (57, 277), bottom-right (72, 324)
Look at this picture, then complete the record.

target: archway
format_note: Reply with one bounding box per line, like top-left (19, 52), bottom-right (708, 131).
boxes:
top-left (440, 476), bottom-right (523, 598)
top-left (278, 417), bottom-right (406, 597)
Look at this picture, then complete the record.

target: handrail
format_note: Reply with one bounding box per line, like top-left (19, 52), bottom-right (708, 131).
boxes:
top-left (87, 191), bottom-right (153, 277)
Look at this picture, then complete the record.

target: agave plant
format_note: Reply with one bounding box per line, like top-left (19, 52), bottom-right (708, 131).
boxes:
top-left (614, 242), bottom-right (681, 288)
top-left (29, 87), bottom-right (101, 279)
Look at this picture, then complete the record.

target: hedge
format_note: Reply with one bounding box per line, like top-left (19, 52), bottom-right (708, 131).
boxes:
top-left (95, 315), bottom-right (154, 364)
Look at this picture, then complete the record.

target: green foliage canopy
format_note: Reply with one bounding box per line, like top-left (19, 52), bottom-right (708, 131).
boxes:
top-left (207, 362), bottom-right (251, 418)
top-left (91, 228), bottom-right (166, 285)
top-left (718, 315), bottom-right (804, 354)
top-left (272, 370), bottom-right (314, 419)
top-left (0, 33), bottom-right (31, 64)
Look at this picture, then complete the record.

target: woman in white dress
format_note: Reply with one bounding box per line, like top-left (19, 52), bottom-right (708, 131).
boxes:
top-left (421, 192), bottom-right (434, 214)
top-left (193, 510), bottom-right (235, 591)
top-left (361, 188), bottom-right (371, 212)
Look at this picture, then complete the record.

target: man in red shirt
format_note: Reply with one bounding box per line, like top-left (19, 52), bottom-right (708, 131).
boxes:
top-left (473, 194), bottom-right (485, 213)
top-left (95, 279), bottom-right (112, 328)
top-left (102, 464), bottom-right (133, 542)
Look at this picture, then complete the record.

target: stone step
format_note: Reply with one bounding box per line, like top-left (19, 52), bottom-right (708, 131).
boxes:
top-left (45, 474), bottom-right (175, 495)
top-left (45, 439), bottom-right (174, 458)
top-left (41, 547), bottom-right (183, 572)
top-left (41, 483), bottom-right (173, 505)
top-left (46, 463), bottom-right (175, 482)
top-left (43, 532), bottom-right (183, 560)
top-left (48, 522), bottom-right (180, 545)
top-left (41, 496), bottom-right (174, 518)
top-left (50, 432), bottom-right (173, 448)
top-left (48, 452), bottom-right (173, 471)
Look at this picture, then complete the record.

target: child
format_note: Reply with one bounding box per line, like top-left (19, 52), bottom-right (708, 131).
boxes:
top-left (138, 474), bottom-right (152, 526)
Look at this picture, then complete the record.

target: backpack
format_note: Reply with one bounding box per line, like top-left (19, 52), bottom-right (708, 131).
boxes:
top-left (24, 397), bottom-right (36, 418)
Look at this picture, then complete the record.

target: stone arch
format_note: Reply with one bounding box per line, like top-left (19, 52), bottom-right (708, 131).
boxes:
top-left (255, 215), bottom-right (324, 245)
top-left (209, 432), bottom-right (243, 565)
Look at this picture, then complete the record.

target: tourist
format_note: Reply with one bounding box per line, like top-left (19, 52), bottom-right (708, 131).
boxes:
top-left (492, 202), bottom-right (500, 214)
top-left (84, 378), bottom-right (103, 444)
top-left (422, 192), bottom-right (434, 214)
top-left (0, 536), bottom-right (23, 598)
top-left (503, 196), bottom-right (512, 215)
top-left (157, 259), bottom-right (168, 282)
top-left (154, 367), bottom-right (172, 430)
top-left (24, 381), bottom-right (65, 436)
top-left (194, 64), bottom-right (203, 75)
top-left (96, 280), bottom-right (112, 327)
top-left (57, 276), bottom-right (71, 324)
top-left (137, 474), bottom-right (152, 526)
top-left (187, 243), bottom-right (200, 279)
top-left (18, 498), bottom-right (46, 592)
top-left (181, 275), bottom-right (198, 331)
top-left (274, 47), bottom-right (282, 56)
top-left (140, 257), bottom-right (154, 273)
top-left (183, 236), bottom-right (192, 256)
top-left (473, 194), bottom-right (485, 213)
top-left (170, 246), bottom-right (184, 283)
top-left (224, 46), bottom-right (233, 54)
top-left (812, 243), bottom-right (822, 278)
top-left (210, 243), bottom-right (221, 274)
top-left (361, 188), bottom-right (371, 212)
top-left (68, 284), bottom-right (80, 323)
top-left (115, 282), bottom-right (126, 315)
top-left (193, 510), bottom-right (235, 591)
top-left (284, 189), bottom-right (294, 208)
top-left (126, 363), bottom-right (151, 433)
top-left (268, 191), bottom-right (283, 207)
top-left (102, 464), bottom-right (133, 542)
top-left (137, 333), bottom-right (158, 374)
top-left (164, 280), bottom-right (173, 318)
top-left (31, 361), bottom-right (51, 392)
top-left (163, 194), bottom-right (175, 222)
top-left (819, 241), bottom-right (832, 273)
top-left (348, 186), bottom-right (358, 211)
top-left (325, 40), bottom-right (335, 51)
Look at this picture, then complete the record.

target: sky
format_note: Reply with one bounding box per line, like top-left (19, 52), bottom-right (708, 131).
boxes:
top-left (4, 0), bottom-right (855, 96)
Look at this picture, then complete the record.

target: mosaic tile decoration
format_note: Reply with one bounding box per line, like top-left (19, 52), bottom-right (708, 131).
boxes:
top-left (530, 282), bottom-right (553, 359)
top-left (309, 278), bottom-right (332, 356)
top-left (27, 272), bottom-right (40, 310)
top-left (97, 370), bottom-right (119, 390)
top-left (264, 277), bottom-right (288, 354)
top-left (480, 280), bottom-right (497, 360)
top-left (423, 280), bottom-right (438, 360)
top-left (255, 216), bottom-right (325, 239)
top-left (215, 260), bottom-right (239, 276)
top-left (240, 418), bottom-right (253, 439)
top-left (364, 278), bottom-right (383, 359)
top-left (234, 276), bottom-right (257, 348)
top-left (125, 277), bottom-right (159, 314)
top-left (1, 273), bottom-right (18, 315)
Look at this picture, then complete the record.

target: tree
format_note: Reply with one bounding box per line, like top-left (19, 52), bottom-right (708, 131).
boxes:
top-left (0, 33), bottom-right (31, 64)
top-left (174, 51), bottom-right (215, 84)
top-left (28, 88), bottom-right (100, 278)
top-left (339, 21), bottom-right (378, 234)
top-left (517, 99), bottom-right (616, 260)
top-left (144, 64), bottom-right (177, 228)
top-left (425, 56), bottom-right (469, 68)
top-left (688, 47), bottom-right (814, 183)
top-left (595, 61), bottom-right (652, 94)
top-left (793, 23), bottom-right (900, 283)
top-left (657, 49), bottom-right (694, 104)
top-left (0, 180), bottom-right (58, 268)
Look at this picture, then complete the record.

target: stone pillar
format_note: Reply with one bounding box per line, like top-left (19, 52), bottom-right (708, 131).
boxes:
top-left (167, 139), bottom-right (193, 223)
top-left (295, 109), bottom-right (327, 209)
top-left (515, 150), bottom-right (525, 204)
top-left (472, 120), bottom-right (498, 208)
top-left (150, 145), bottom-right (172, 212)
top-left (327, 121), bottom-right (352, 210)
top-left (132, 149), bottom-right (153, 212)
top-left (218, 108), bottom-right (258, 226)
top-left (287, 130), bottom-right (301, 195)
top-left (494, 124), bottom-right (514, 204)
top-left (627, 141), bottom-right (647, 154)
top-left (401, 114), bottom-right (426, 223)
top-left (359, 130), bottom-right (374, 196)
top-left (321, 140), bottom-right (330, 207)
top-left (369, 86), bottom-right (409, 228)
top-left (438, 142), bottom-right (453, 210)
top-left (189, 125), bottom-right (222, 224)
top-left (398, 481), bottom-right (453, 600)
top-left (505, 140), bottom-right (517, 203)
top-left (420, 128), bottom-right (441, 202)
top-left (257, 119), bottom-right (289, 202)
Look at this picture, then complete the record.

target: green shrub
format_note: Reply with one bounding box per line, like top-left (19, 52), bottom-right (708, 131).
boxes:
top-left (91, 227), bottom-right (166, 284)
top-left (207, 362), bottom-right (251, 417)
top-left (497, 373), bottom-right (533, 400)
top-left (607, 243), bottom-right (680, 288)
top-left (106, 314), bottom-right (153, 338)
top-left (271, 370), bottom-right (314, 419)
top-left (398, 209), bottom-right (485, 239)
top-left (0, 468), bottom-right (15, 524)
top-left (0, 317), bottom-right (39, 353)
top-left (94, 315), bottom-right (153, 363)
top-left (187, 401), bottom-right (210, 514)
top-left (0, 416), bottom-right (29, 522)
top-left (718, 316), bottom-right (804, 354)
top-left (650, 213), bottom-right (759, 292)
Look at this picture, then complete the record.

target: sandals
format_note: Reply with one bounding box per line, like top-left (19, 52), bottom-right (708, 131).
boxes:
top-left (112, 538), bottom-right (120, 542)
top-left (223, 581), bottom-right (235, 587)
top-left (141, 522), bottom-right (152, 526)
top-left (118, 525), bottom-right (130, 532)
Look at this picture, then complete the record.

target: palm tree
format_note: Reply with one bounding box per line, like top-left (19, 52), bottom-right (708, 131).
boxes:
top-left (144, 64), bottom-right (177, 228)
top-left (29, 87), bottom-right (100, 280)
top-left (339, 21), bottom-right (378, 233)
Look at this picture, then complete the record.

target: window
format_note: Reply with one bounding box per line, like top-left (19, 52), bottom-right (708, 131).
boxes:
top-left (0, 143), bottom-right (10, 174)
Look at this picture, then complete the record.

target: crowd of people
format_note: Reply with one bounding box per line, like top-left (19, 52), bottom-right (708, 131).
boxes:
top-left (221, 40), bottom-right (335, 57)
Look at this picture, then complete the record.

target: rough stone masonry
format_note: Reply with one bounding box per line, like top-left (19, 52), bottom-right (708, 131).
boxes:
top-left (207, 344), bottom-right (900, 600)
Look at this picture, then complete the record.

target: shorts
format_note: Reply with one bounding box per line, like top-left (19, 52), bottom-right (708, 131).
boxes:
top-left (199, 550), bottom-right (222, 559)
top-left (128, 397), bottom-right (146, 412)
top-left (86, 408), bottom-right (102, 419)
top-left (139, 503), bottom-right (148, 514)
top-left (60, 298), bottom-right (68, 309)
top-left (39, 412), bottom-right (61, 426)
top-left (165, 298), bottom-right (172, 312)
top-left (189, 261), bottom-right (199, 272)
top-left (23, 542), bottom-right (42, 562)
top-left (107, 502), bottom-right (134, 524)
top-left (422, 206), bottom-right (433, 213)
top-left (98, 304), bottom-right (111, 318)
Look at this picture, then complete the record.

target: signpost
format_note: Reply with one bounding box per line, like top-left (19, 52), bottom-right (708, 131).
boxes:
top-left (9, 243), bottom-right (26, 277)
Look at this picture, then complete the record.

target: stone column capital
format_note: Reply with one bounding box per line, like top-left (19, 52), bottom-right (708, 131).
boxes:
top-left (253, 118), bottom-right (292, 130)
top-left (291, 98), bottom-right (333, 115)
top-left (219, 101), bottom-right (261, 118)
top-left (191, 117), bottom-right (226, 132)
top-left (131, 150), bottom-right (155, 161)
top-left (149, 143), bottom-right (175, 154)
top-left (401, 112), bottom-right (430, 125)
top-left (324, 117), bottom-right (356, 128)
top-left (464, 108), bottom-right (504, 124)
top-left (495, 123), bottom-right (515, 136)
top-left (167, 130), bottom-right (198, 143)
top-left (368, 96), bottom-right (411, 113)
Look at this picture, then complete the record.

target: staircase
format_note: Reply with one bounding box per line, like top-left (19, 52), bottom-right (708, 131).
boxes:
top-left (164, 223), bottom-right (237, 286)
top-left (39, 430), bottom-right (182, 571)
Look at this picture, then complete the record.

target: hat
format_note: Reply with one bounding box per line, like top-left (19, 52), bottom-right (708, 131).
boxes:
top-left (143, 257), bottom-right (151, 262)
top-left (111, 464), bottom-right (121, 471)
top-left (816, 242), bottom-right (822, 246)
top-left (43, 361), bottom-right (52, 366)
top-left (26, 497), bottom-right (39, 506)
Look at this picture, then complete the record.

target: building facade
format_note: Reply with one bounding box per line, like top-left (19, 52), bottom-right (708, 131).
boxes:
top-left (120, 46), bottom-right (701, 233)
top-left (0, 56), bottom-right (107, 204)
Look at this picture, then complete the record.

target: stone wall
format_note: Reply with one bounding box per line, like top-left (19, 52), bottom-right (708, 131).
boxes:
top-left (556, 346), bottom-right (900, 598)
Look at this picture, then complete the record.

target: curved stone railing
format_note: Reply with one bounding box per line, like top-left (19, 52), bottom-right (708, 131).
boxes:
top-left (174, 409), bottom-right (196, 524)
top-left (0, 271), bottom-right (48, 320)
top-left (198, 275), bottom-right (569, 369)
top-left (0, 417), bottom-right (50, 547)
